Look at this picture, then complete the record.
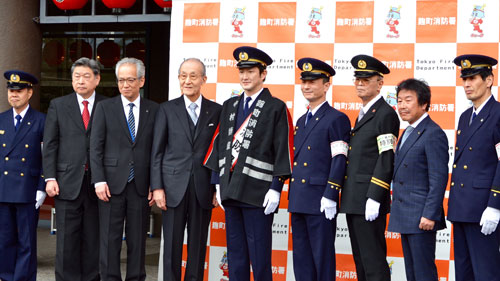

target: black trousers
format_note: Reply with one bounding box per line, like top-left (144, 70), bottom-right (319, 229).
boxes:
top-left (54, 173), bottom-right (100, 281)
top-left (162, 175), bottom-right (212, 281)
top-left (98, 180), bottom-right (150, 281)
top-left (346, 214), bottom-right (390, 281)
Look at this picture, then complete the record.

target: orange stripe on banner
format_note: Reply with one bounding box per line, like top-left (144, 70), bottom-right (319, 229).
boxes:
top-left (203, 123), bottom-right (220, 166)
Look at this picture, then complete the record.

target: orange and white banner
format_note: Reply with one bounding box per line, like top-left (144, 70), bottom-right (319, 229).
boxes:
top-left (167, 1), bottom-right (500, 280)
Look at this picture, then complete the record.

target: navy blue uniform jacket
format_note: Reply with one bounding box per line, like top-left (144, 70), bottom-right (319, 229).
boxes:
top-left (289, 102), bottom-right (350, 214)
top-left (0, 107), bottom-right (45, 203)
top-left (448, 97), bottom-right (500, 222)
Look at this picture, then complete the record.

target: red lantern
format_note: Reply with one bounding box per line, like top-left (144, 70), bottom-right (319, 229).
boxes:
top-left (69, 40), bottom-right (93, 62)
top-left (43, 40), bottom-right (66, 67)
top-left (125, 40), bottom-right (145, 62)
top-left (101, 0), bottom-right (136, 9)
top-left (52, 0), bottom-right (89, 10)
top-left (97, 40), bottom-right (121, 68)
top-left (153, 0), bottom-right (172, 9)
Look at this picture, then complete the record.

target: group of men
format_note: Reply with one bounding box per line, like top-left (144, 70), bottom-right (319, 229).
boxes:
top-left (0, 45), bottom-right (498, 281)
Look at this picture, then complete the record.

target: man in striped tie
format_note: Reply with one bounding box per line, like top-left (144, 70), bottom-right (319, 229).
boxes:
top-left (90, 58), bottom-right (159, 281)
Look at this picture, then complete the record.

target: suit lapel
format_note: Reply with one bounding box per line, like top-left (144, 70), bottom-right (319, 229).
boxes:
top-left (352, 98), bottom-right (383, 132)
top-left (394, 117), bottom-right (429, 175)
top-left (135, 98), bottom-right (152, 144)
top-left (87, 94), bottom-right (105, 133)
top-left (8, 108), bottom-right (35, 154)
top-left (293, 115), bottom-right (306, 159)
top-left (193, 97), bottom-right (210, 142)
top-left (455, 98), bottom-right (493, 161)
top-left (65, 93), bottom-right (86, 132)
top-left (173, 97), bottom-right (194, 145)
top-left (111, 96), bottom-right (133, 143)
top-left (295, 102), bottom-right (329, 155)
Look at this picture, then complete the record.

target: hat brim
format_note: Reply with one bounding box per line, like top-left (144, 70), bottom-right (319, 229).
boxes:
top-left (354, 71), bottom-right (380, 78)
top-left (237, 61), bottom-right (264, 69)
top-left (300, 72), bottom-right (328, 81)
top-left (7, 83), bottom-right (30, 90)
top-left (460, 67), bottom-right (492, 78)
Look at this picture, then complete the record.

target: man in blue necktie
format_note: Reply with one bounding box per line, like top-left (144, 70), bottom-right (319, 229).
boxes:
top-left (90, 58), bottom-right (159, 281)
top-left (388, 78), bottom-right (449, 281)
top-left (204, 46), bottom-right (294, 281)
top-left (288, 57), bottom-right (351, 281)
top-left (449, 54), bottom-right (500, 281)
top-left (0, 70), bottom-right (45, 281)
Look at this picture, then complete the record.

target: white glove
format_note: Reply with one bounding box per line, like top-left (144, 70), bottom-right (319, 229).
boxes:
top-left (479, 207), bottom-right (500, 235)
top-left (263, 189), bottom-right (280, 215)
top-left (365, 198), bottom-right (380, 221)
top-left (35, 190), bottom-right (47, 210)
top-left (216, 184), bottom-right (224, 211)
top-left (320, 197), bottom-right (337, 220)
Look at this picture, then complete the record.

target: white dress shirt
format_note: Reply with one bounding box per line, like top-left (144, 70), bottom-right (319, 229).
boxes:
top-left (12, 105), bottom-right (29, 127)
top-left (121, 94), bottom-right (140, 130)
top-left (183, 94), bottom-right (202, 117)
top-left (243, 87), bottom-right (264, 109)
top-left (76, 91), bottom-right (96, 115)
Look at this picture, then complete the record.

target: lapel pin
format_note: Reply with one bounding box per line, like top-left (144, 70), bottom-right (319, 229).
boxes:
top-left (146, 110), bottom-right (149, 113)
top-left (457, 130), bottom-right (461, 135)
top-left (0, 130), bottom-right (4, 135)
top-left (315, 117), bottom-right (319, 121)
top-left (27, 122), bottom-right (31, 125)
top-left (372, 109), bottom-right (376, 113)
top-left (417, 131), bottom-right (421, 135)
top-left (480, 118), bottom-right (483, 122)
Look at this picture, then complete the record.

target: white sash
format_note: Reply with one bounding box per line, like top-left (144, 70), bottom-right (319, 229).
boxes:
top-left (231, 114), bottom-right (252, 170)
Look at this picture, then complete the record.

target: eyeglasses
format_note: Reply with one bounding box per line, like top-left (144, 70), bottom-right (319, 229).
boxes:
top-left (73, 74), bottom-right (93, 81)
top-left (353, 77), bottom-right (380, 85)
top-left (179, 73), bottom-right (201, 81)
top-left (117, 78), bottom-right (138, 85)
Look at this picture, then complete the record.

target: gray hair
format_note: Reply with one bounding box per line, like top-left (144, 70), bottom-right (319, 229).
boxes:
top-left (115, 57), bottom-right (145, 78)
top-left (71, 57), bottom-right (100, 76)
top-left (178, 58), bottom-right (206, 77)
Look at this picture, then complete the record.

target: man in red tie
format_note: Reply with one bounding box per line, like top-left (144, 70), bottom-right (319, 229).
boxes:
top-left (43, 57), bottom-right (107, 281)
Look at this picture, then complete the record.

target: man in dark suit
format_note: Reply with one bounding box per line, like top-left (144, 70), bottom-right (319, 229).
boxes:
top-left (90, 57), bottom-right (158, 281)
top-left (151, 58), bottom-right (221, 281)
top-left (289, 58), bottom-right (351, 281)
top-left (43, 57), bottom-right (104, 281)
top-left (0, 70), bottom-right (45, 281)
top-left (204, 46), bottom-right (293, 281)
top-left (387, 78), bottom-right (449, 281)
top-left (339, 55), bottom-right (399, 281)
top-left (448, 54), bottom-right (500, 281)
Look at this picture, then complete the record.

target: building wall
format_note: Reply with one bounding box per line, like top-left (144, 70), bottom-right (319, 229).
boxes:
top-left (0, 1), bottom-right (42, 111)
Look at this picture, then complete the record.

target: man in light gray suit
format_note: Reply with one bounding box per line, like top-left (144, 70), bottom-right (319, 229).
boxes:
top-left (151, 58), bottom-right (221, 281)
top-left (388, 78), bottom-right (449, 281)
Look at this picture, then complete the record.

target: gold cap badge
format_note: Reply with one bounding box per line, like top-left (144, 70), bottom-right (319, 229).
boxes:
top-left (239, 51), bottom-right (249, 61)
top-left (303, 63), bottom-right (313, 71)
top-left (10, 74), bottom-right (20, 83)
top-left (358, 60), bottom-right (367, 69)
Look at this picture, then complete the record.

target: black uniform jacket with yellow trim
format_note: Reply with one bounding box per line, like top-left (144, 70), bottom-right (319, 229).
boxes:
top-left (0, 107), bottom-right (45, 203)
top-left (204, 88), bottom-right (293, 207)
top-left (339, 97), bottom-right (400, 215)
top-left (448, 96), bottom-right (500, 222)
top-left (288, 102), bottom-right (351, 215)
